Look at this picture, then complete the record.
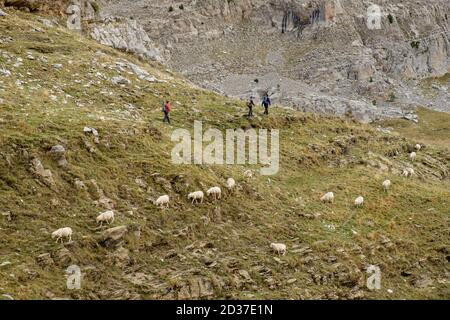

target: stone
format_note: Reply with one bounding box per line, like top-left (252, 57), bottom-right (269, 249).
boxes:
top-left (178, 277), bottom-right (214, 299)
top-left (30, 158), bottom-right (55, 188)
top-left (1, 211), bottom-right (12, 221)
top-left (238, 270), bottom-right (253, 283)
top-left (125, 272), bottom-right (153, 286)
top-left (0, 68), bottom-right (11, 76)
top-left (101, 0), bottom-right (450, 120)
top-left (51, 248), bottom-right (73, 266)
top-left (0, 261), bottom-right (12, 267)
top-left (50, 144), bottom-right (65, 155)
top-left (36, 253), bottom-right (54, 268)
top-left (38, 18), bottom-right (55, 27)
top-left (49, 145), bottom-right (68, 168)
top-left (74, 179), bottom-right (86, 190)
top-left (108, 247), bottom-right (130, 268)
top-left (100, 225), bottom-right (128, 248)
top-left (94, 196), bottom-right (115, 210)
top-left (111, 76), bottom-right (130, 86)
top-left (83, 127), bottom-right (100, 144)
top-left (89, 17), bottom-right (164, 63)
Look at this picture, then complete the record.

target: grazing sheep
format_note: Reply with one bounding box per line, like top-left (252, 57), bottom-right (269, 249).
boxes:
top-left (96, 210), bottom-right (115, 227)
top-left (226, 178), bottom-right (236, 190)
top-left (321, 192), bottom-right (334, 203)
top-left (51, 227), bottom-right (73, 244)
top-left (354, 196), bottom-right (364, 207)
top-left (188, 191), bottom-right (204, 204)
top-left (207, 187), bottom-right (222, 200)
top-left (382, 180), bottom-right (391, 192)
top-left (244, 170), bottom-right (253, 179)
top-left (402, 168), bottom-right (415, 178)
top-left (155, 195), bottom-right (170, 208)
top-left (415, 144), bottom-right (422, 151)
top-left (270, 243), bottom-right (287, 256)
top-left (409, 152), bottom-right (417, 161)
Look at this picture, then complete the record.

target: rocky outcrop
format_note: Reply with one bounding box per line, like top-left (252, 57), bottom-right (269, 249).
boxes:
top-left (3, 0), bottom-right (99, 18)
top-left (30, 157), bottom-right (55, 188)
top-left (88, 17), bottom-right (164, 62)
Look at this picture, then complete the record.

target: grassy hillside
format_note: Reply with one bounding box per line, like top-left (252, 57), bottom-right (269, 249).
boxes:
top-left (0, 11), bottom-right (449, 300)
top-left (379, 107), bottom-right (450, 150)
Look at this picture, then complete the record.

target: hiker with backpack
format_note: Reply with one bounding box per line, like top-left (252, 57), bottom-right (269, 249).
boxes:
top-left (162, 100), bottom-right (171, 124)
top-left (247, 96), bottom-right (255, 118)
top-left (262, 94), bottom-right (271, 115)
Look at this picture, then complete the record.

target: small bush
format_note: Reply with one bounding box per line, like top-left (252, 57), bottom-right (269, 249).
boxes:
top-left (168, 6), bottom-right (174, 12)
top-left (387, 14), bottom-right (394, 24)
top-left (410, 41), bottom-right (420, 49)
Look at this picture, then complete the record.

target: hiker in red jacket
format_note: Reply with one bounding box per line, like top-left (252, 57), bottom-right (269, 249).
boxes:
top-left (162, 100), bottom-right (171, 124)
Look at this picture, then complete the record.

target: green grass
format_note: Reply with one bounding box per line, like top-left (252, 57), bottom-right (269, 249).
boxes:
top-left (0, 11), bottom-right (449, 300)
top-left (379, 107), bottom-right (450, 150)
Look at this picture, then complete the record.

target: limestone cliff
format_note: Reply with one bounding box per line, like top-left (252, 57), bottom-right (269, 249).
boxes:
top-left (100, 0), bottom-right (450, 121)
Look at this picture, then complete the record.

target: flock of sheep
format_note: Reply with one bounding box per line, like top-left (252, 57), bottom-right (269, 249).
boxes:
top-left (51, 144), bottom-right (423, 256)
top-left (50, 179), bottom-right (237, 244)
top-left (155, 179), bottom-right (234, 208)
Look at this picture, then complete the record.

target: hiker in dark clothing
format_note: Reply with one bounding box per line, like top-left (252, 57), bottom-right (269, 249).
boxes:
top-left (262, 94), bottom-right (271, 115)
top-left (247, 97), bottom-right (255, 118)
top-left (162, 100), bottom-right (171, 124)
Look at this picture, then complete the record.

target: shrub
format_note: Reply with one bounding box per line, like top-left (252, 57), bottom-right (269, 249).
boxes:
top-left (410, 41), bottom-right (420, 49)
top-left (387, 14), bottom-right (394, 24)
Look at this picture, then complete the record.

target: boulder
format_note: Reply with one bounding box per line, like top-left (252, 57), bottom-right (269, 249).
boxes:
top-left (30, 158), bottom-right (56, 188)
top-left (89, 17), bottom-right (164, 63)
top-left (49, 144), bottom-right (68, 168)
top-left (36, 253), bottom-right (54, 268)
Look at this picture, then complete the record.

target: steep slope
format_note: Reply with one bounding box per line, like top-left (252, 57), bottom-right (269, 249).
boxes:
top-left (0, 11), bottom-right (449, 300)
top-left (103, 0), bottom-right (450, 121)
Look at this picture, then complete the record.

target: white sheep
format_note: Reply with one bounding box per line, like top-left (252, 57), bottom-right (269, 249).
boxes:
top-left (207, 187), bottom-right (222, 200)
top-left (354, 196), bottom-right (364, 207)
top-left (51, 227), bottom-right (73, 244)
top-left (403, 168), bottom-right (415, 178)
top-left (270, 243), bottom-right (287, 256)
top-left (321, 192), bottom-right (334, 203)
top-left (96, 210), bottom-right (115, 227)
top-left (415, 144), bottom-right (422, 151)
top-left (244, 170), bottom-right (253, 179)
top-left (382, 180), bottom-right (391, 192)
top-left (226, 178), bottom-right (236, 190)
top-left (155, 195), bottom-right (170, 209)
top-left (409, 152), bottom-right (417, 161)
top-left (188, 191), bottom-right (204, 204)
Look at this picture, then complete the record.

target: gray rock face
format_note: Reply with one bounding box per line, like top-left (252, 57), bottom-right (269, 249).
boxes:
top-left (36, 253), bottom-right (55, 268)
top-left (88, 17), bottom-right (164, 63)
top-left (102, 0), bottom-right (450, 121)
